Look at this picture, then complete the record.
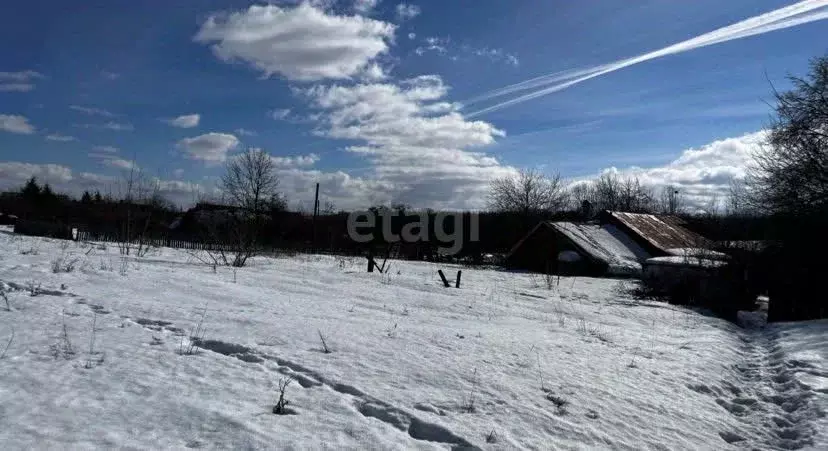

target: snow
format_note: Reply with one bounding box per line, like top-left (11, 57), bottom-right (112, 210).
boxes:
top-left (552, 223), bottom-right (650, 276)
top-left (666, 248), bottom-right (729, 260)
top-left (646, 256), bottom-right (728, 268)
top-left (0, 228), bottom-right (825, 450)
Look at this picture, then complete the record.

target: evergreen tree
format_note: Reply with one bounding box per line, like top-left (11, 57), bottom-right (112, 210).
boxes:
top-left (21, 177), bottom-right (40, 200)
top-left (41, 183), bottom-right (54, 199)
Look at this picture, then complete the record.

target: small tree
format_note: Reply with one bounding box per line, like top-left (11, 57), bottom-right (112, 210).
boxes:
top-left (218, 149), bottom-right (282, 267)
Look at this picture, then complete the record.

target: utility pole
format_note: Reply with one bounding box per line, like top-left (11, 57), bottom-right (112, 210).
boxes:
top-left (312, 182), bottom-right (319, 251)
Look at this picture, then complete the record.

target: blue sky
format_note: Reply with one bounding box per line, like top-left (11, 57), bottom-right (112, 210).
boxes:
top-left (1, 0), bottom-right (826, 209)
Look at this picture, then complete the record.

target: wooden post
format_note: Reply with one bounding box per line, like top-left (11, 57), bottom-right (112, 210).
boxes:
top-left (367, 250), bottom-right (375, 273)
top-left (455, 270), bottom-right (462, 288)
top-left (438, 270), bottom-right (450, 287)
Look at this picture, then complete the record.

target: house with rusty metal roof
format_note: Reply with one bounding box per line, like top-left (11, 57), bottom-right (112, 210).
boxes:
top-left (506, 210), bottom-right (714, 277)
top-left (599, 211), bottom-right (711, 256)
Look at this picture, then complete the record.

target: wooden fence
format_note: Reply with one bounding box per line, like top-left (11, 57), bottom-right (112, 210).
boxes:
top-left (75, 230), bottom-right (237, 252)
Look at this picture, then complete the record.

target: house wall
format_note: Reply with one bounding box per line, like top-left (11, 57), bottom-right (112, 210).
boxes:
top-left (507, 225), bottom-right (605, 276)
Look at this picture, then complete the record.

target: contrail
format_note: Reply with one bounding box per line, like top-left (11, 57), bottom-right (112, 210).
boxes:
top-left (465, 0), bottom-right (828, 117)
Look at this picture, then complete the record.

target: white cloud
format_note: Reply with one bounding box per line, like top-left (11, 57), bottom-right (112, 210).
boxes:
top-left (176, 132), bottom-right (240, 165)
top-left (103, 122), bottom-right (134, 131)
top-left (69, 105), bottom-right (117, 118)
top-left (407, 32), bottom-right (416, 40)
top-left (45, 133), bottom-right (77, 142)
top-left (0, 114), bottom-right (35, 134)
top-left (271, 109), bottom-right (292, 120)
top-left (163, 114), bottom-right (200, 128)
top-left (471, 47), bottom-right (519, 66)
top-left (353, 0), bottom-right (380, 15)
top-left (0, 70), bottom-right (43, 81)
top-left (414, 39), bottom-right (519, 66)
top-left (276, 167), bottom-right (391, 210)
top-left (587, 131), bottom-right (766, 209)
top-left (92, 145), bottom-right (120, 153)
top-left (395, 3), bottom-right (420, 21)
top-left (415, 36), bottom-right (448, 55)
top-left (235, 128), bottom-right (257, 136)
top-left (0, 70), bottom-right (43, 92)
top-left (89, 152), bottom-right (139, 171)
top-left (75, 122), bottom-right (134, 131)
top-left (0, 83), bottom-right (34, 92)
top-left (361, 63), bottom-right (386, 81)
top-left (194, 2), bottom-right (396, 81)
top-left (271, 153), bottom-right (320, 168)
top-left (303, 75), bottom-right (514, 209)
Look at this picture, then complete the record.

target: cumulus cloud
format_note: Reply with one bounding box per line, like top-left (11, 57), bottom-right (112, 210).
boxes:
top-left (0, 70), bottom-right (43, 92)
top-left (163, 114), bottom-right (200, 128)
top-left (395, 3), bottom-right (420, 21)
top-left (194, 2), bottom-right (396, 81)
top-left (588, 131), bottom-right (766, 209)
top-left (45, 133), bottom-right (77, 142)
top-left (69, 105), bottom-right (117, 118)
top-left (277, 167), bottom-right (392, 210)
top-left (303, 74), bottom-right (514, 209)
top-left (176, 132), bottom-right (240, 165)
top-left (353, 0), bottom-right (380, 15)
top-left (271, 153), bottom-right (320, 168)
top-left (0, 114), bottom-right (35, 134)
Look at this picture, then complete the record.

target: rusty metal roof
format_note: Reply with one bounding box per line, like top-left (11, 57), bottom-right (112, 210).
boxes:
top-left (606, 211), bottom-right (708, 254)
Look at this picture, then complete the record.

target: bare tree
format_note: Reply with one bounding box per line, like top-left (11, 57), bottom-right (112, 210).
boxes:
top-left (221, 149), bottom-right (280, 214)
top-left (747, 55), bottom-right (828, 215)
top-left (574, 173), bottom-right (654, 213)
top-left (618, 176), bottom-right (655, 213)
top-left (216, 149), bottom-right (282, 267)
top-left (726, 177), bottom-right (749, 216)
top-left (488, 169), bottom-right (568, 215)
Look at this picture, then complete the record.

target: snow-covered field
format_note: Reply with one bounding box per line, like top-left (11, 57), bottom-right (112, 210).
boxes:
top-left (0, 227), bottom-right (825, 450)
